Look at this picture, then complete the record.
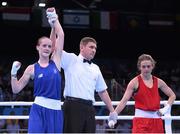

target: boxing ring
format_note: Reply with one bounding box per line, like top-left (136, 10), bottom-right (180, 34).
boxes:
top-left (0, 101), bottom-right (180, 133)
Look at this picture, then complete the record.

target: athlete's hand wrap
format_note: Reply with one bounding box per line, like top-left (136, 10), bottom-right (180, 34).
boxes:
top-left (11, 61), bottom-right (21, 78)
top-left (46, 8), bottom-right (58, 27)
top-left (108, 111), bottom-right (118, 128)
top-left (158, 103), bottom-right (170, 116)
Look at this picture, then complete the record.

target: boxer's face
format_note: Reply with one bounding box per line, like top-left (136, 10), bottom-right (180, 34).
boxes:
top-left (140, 60), bottom-right (153, 76)
top-left (37, 38), bottom-right (52, 57)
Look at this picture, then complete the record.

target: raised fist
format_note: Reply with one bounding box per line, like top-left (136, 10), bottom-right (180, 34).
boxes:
top-left (11, 61), bottom-right (21, 76)
top-left (46, 7), bottom-right (58, 27)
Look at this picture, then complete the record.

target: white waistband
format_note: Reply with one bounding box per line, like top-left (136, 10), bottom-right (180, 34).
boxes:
top-left (135, 109), bottom-right (160, 118)
top-left (34, 96), bottom-right (61, 110)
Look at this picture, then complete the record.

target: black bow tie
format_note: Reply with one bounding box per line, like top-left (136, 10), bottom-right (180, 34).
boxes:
top-left (83, 59), bottom-right (92, 64)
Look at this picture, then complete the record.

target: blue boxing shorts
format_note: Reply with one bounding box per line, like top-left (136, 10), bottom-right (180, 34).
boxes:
top-left (28, 103), bottom-right (63, 133)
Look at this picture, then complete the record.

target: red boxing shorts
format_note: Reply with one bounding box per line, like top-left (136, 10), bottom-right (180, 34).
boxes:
top-left (132, 117), bottom-right (164, 133)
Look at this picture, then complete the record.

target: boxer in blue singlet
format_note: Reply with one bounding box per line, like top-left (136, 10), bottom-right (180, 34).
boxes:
top-left (11, 7), bottom-right (64, 133)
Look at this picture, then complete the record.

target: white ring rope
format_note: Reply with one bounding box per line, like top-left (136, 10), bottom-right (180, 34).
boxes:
top-left (0, 115), bottom-right (180, 120)
top-left (1, 100), bottom-right (180, 106)
top-left (0, 101), bottom-right (180, 120)
top-left (0, 101), bottom-right (180, 134)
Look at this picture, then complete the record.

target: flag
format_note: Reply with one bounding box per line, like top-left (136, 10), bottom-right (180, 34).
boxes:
top-left (63, 10), bottom-right (90, 29)
top-left (91, 11), bottom-right (118, 30)
top-left (1, 7), bottom-right (31, 27)
top-left (119, 12), bottom-right (147, 32)
top-left (2, 7), bottom-right (31, 21)
top-left (148, 13), bottom-right (174, 31)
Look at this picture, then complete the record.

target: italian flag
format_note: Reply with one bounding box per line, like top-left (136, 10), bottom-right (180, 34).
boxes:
top-left (91, 11), bottom-right (118, 30)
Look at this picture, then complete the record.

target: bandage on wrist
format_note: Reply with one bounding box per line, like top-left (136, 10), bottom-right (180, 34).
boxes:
top-left (11, 74), bottom-right (17, 78)
top-left (165, 104), bottom-right (170, 111)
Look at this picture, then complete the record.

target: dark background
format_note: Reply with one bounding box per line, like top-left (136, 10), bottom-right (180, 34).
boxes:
top-left (0, 0), bottom-right (180, 60)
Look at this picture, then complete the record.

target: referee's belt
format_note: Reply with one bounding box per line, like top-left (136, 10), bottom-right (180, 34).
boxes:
top-left (66, 96), bottom-right (93, 106)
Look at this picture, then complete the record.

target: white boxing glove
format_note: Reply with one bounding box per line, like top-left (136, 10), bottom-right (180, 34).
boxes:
top-left (158, 103), bottom-right (170, 116)
top-left (108, 120), bottom-right (116, 128)
top-left (11, 61), bottom-right (21, 77)
top-left (46, 8), bottom-right (58, 27)
top-left (48, 16), bottom-right (58, 27)
top-left (46, 8), bottom-right (56, 18)
top-left (108, 111), bottom-right (118, 128)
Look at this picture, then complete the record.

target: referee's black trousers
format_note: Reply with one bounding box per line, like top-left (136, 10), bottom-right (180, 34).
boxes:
top-left (63, 97), bottom-right (96, 133)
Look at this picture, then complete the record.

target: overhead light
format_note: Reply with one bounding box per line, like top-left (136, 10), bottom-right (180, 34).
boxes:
top-left (2, 1), bottom-right (7, 7)
top-left (38, 2), bottom-right (46, 7)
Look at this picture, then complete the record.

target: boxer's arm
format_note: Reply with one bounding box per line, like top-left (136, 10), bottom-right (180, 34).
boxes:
top-left (11, 64), bottom-right (33, 94)
top-left (47, 7), bottom-right (64, 71)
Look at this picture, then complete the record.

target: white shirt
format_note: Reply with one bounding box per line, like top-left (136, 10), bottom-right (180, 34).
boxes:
top-left (61, 51), bottom-right (107, 102)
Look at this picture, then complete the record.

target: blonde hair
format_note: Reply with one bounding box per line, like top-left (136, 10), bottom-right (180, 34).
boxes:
top-left (137, 54), bottom-right (156, 70)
